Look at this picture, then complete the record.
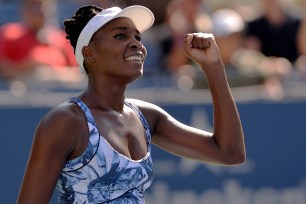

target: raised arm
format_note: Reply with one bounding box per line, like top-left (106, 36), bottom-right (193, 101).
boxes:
top-left (136, 33), bottom-right (245, 165)
top-left (17, 103), bottom-right (87, 204)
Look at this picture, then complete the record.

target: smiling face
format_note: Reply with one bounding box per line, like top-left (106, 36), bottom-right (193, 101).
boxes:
top-left (84, 17), bottom-right (147, 85)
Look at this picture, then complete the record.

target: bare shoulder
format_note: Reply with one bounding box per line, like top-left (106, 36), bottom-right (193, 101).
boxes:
top-left (125, 98), bottom-right (166, 116)
top-left (35, 100), bottom-right (87, 153)
top-left (125, 98), bottom-right (169, 132)
top-left (126, 98), bottom-right (157, 109)
top-left (38, 101), bottom-right (84, 133)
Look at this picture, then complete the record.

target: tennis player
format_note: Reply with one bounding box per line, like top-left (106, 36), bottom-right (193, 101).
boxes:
top-left (17, 4), bottom-right (245, 203)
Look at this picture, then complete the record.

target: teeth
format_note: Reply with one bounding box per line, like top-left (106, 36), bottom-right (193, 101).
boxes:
top-left (125, 56), bottom-right (142, 61)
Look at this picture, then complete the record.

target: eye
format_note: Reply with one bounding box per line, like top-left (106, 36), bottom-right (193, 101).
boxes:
top-left (135, 35), bottom-right (142, 42)
top-left (114, 33), bottom-right (127, 40)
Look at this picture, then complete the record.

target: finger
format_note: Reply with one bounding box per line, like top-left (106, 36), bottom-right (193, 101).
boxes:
top-left (192, 33), bottom-right (214, 49)
top-left (202, 39), bottom-right (210, 49)
top-left (201, 33), bottom-right (215, 48)
top-left (193, 33), bottom-right (205, 49)
top-left (192, 36), bottom-right (199, 48)
top-left (184, 34), bottom-right (193, 50)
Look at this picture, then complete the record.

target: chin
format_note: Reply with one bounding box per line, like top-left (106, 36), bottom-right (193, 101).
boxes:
top-left (124, 71), bottom-right (143, 85)
top-left (133, 66), bottom-right (144, 77)
top-left (133, 71), bottom-right (143, 81)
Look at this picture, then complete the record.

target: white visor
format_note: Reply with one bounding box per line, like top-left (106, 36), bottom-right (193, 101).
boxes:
top-left (75, 5), bottom-right (155, 71)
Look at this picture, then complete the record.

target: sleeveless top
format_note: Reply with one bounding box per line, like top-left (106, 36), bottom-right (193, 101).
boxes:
top-left (56, 97), bottom-right (154, 204)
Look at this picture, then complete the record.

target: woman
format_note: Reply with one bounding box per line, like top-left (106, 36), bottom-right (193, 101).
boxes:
top-left (17, 5), bottom-right (245, 204)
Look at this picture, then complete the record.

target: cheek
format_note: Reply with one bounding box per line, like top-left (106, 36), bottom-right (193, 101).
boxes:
top-left (95, 47), bottom-right (120, 63)
top-left (142, 46), bottom-right (147, 60)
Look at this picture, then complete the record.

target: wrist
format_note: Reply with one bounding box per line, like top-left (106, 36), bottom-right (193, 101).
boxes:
top-left (200, 59), bottom-right (225, 75)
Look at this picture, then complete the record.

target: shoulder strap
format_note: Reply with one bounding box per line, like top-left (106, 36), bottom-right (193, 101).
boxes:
top-left (124, 100), bottom-right (152, 146)
top-left (62, 97), bottom-right (100, 172)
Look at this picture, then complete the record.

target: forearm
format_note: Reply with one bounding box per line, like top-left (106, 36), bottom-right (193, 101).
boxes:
top-left (182, 32), bottom-right (245, 164)
top-left (203, 59), bottom-right (245, 164)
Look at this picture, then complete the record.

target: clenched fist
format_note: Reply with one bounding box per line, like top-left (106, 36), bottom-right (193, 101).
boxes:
top-left (184, 33), bottom-right (221, 69)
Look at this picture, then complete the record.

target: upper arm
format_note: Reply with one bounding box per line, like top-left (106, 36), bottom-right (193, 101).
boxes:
top-left (17, 103), bottom-right (86, 204)
top-left (129, 99), bottom-right (224, 164)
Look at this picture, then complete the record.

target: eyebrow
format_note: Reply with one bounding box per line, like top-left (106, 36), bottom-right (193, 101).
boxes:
top-left (111, 26), bottom-right (140, 34)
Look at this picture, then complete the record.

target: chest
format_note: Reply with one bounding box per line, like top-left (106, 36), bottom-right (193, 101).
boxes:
top-left (91, 109), bottom-right (148, 161)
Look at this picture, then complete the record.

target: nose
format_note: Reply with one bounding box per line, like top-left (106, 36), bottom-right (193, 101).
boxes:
top-left (129, 39), bottom-right (143, 50)
top-left (128, 37), bottom-right (147, 58)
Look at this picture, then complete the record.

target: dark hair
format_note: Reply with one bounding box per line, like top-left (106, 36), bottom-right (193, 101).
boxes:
top-left (63, 5), bottom-right (103, 52)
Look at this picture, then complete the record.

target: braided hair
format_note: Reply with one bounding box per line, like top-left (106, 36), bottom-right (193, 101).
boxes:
top-left (64, 5), bottom-right (102, 52)
top-left (63, 5), bottom-right (102, 73)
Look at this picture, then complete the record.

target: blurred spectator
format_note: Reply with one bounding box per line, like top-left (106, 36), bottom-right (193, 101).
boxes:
top-left (204, 7), bottom-right (294, 100)
top-left (245, 0), bottom-right (303, 63)
top-left (297, 0), bottom-right (306, 56)
top-left (153, 0), bottom-right (205, 75)
top-left (207, 8), bottom-right (265, 88)
top-left (0, 0), bottom-right (77, 80)
top-left (287, 0), bottom-right (306, 98)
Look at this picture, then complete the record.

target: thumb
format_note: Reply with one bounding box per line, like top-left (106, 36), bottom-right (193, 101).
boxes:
top-left (184, 34), bottom-right (193, 54)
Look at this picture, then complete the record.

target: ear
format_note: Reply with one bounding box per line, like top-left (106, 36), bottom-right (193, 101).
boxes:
top-left (82, 46), bottom-right (96, 63)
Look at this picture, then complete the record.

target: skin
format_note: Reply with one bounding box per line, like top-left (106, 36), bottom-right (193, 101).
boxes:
top-left (17, 18), bottom-right (245, 203)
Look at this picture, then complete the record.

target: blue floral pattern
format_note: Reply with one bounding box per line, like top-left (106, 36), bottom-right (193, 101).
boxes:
top-left (56, 97), bottom-right (154, 204)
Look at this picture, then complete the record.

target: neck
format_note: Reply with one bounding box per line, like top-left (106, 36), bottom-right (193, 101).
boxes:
top-left (80, 77), bottom-right (127, 112)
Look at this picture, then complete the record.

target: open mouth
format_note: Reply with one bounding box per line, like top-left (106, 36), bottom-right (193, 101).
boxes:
top-left (125, 55), bottom-right (143, 62)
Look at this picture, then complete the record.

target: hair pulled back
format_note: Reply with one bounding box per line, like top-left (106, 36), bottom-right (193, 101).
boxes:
top-left (63, 5), bottom-right (103, 52)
